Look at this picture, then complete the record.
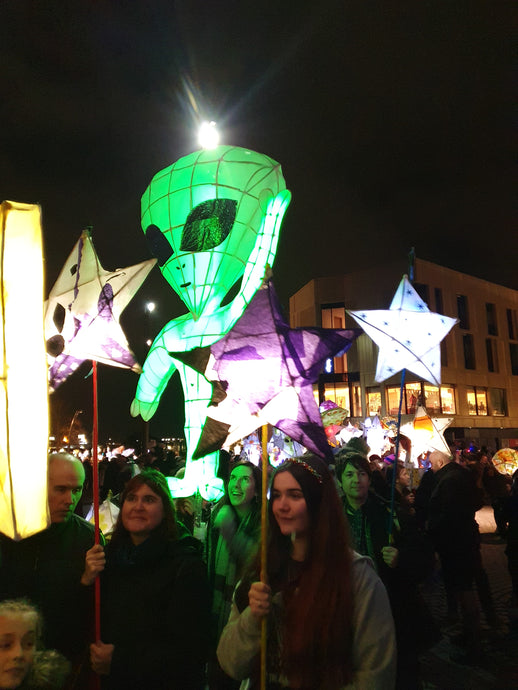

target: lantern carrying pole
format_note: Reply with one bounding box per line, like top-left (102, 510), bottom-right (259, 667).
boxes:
top-left (92, 361), bottom-right (101, 642)
top-left (388, 368), bottom-right (405, 537)
top-left (260, 424), bottom-right (269, 690)
top-left (388, 249), bottom-right (414, 537)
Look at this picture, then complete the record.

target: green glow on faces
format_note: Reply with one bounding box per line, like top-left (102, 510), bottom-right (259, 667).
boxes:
top-left (132, 146), bottom-right (290, 499)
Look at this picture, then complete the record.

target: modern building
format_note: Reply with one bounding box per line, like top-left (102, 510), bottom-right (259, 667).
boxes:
top-left (289, 258), bottom-right (518, 451)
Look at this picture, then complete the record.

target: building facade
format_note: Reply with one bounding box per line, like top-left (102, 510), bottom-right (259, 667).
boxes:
top-left (289, 258), bottom-right (518, 450)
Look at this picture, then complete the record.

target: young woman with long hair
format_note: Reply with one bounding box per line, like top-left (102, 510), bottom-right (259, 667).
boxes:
top-left (206, 460), bottom-right (262, 688)
top-left (217, 455), bottom-right (396, 689)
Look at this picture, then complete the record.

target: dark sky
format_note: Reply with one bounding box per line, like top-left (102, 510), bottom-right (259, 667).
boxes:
top-left (1, 1), bottom-right (514, 443)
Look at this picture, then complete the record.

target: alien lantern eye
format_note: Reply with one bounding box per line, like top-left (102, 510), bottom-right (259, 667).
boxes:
top-left (180, 198), bottom-right (237, 252)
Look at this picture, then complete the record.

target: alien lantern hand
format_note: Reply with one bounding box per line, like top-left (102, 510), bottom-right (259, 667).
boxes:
top-left (130, 397), bottom-right (159, 421)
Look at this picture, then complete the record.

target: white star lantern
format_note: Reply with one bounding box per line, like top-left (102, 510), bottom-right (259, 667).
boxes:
top-left (45, 230), bottom-right (156, 390)
top-left (399, 405), bottom-right (452, 462)
top-left (348, 275), bottom-right (457, 386)
top-left (362, 415), bottom-right (388, 458)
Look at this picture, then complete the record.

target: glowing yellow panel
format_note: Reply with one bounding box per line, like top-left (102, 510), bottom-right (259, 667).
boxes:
top-left (0, 201), bottom-right (49, 539)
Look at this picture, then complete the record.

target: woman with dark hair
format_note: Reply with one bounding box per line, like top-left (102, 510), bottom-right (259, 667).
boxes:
top-left (86, 469), bottom-right (210, 689)
top-left (206, 461), bottom-right (262, 688)
top-left (217, 455), bottom-right (396, 689)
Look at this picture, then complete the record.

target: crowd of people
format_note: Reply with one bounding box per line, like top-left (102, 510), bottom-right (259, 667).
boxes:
top-left (0, 440), bottom-right (516, 689)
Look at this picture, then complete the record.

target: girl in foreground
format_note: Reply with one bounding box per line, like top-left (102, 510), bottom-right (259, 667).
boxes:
top-left (0, 600), bottom-right (69, 690)
top-left (217, 455), bottom-right (396, 689)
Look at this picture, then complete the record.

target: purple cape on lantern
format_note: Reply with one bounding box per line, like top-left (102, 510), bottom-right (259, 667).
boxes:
top-left (170, 280), bottom-right (361, 461)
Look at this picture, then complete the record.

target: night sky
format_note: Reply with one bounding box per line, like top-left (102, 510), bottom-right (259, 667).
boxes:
top-left (1, 1), bottom-right (514, 443)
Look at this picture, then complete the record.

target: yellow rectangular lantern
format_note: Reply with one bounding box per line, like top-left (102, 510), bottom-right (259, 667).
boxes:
top-left (0, 201), bottom-right (50, 539)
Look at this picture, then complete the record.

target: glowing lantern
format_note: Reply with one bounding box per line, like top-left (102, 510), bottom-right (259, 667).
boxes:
top-left (173, 280), bottom-right (360, 461)
top-left (363, 415), bottom-right (387, 457)
top-left (131, 146), bottom-right (291, 498)
top-left (492, 448), bottom-right (518, 476)
top-left (45, 230), bottom-right (156, 390)
top-left (0, 201), bottom-right (49, 539)
top-left (348, 275), bottom-right (457, 386)
top-left (399, 405), bottom-right (452, 463)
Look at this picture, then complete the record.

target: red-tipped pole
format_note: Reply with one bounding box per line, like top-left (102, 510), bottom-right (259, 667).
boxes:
top-left (260, 425), bottom-right (269, 690)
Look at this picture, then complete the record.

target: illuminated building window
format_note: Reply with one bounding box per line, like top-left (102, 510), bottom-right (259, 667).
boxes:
top-left (366, 388), bottom-right (381, 416)
top-left (386, 387), bottom-right (401, 416)
top-left (423, 385), bottom-right (441, 414)
top-left (467, 387), bottom-right (477, 415)
top-left (321, 382), bottom-right (350, 414)
top-left (405, 382), bottom-right (421, 414)
top-left (476, 389), bottom-right (487, 415)
top-left (318, 382), bottom-right (362, 419)
top-left (321, 304), bottom-right (348, 374)
top-left (440, 386), bottom-right (456, 414)
top-left (351, 384), bottom-right (362, 417)
top-left (467, 386), bottom-right (488, 416)
top-left (386, 383), bottom-right (456, 415)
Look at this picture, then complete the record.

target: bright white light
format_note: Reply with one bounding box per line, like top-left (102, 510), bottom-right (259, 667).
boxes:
top-left (146, 302), bottom-right (156, 313)
top-left (198, 121), bottom-right (220, 149)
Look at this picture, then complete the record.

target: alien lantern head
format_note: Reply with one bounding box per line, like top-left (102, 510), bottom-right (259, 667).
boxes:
top-left (142, 145), bottom-right (289, 319)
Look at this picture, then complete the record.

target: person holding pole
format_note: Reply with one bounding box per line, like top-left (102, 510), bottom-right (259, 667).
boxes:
top-left (217, 455), bottom-right (396, 689)
top-left (87, 469), bottom-right (210, 689)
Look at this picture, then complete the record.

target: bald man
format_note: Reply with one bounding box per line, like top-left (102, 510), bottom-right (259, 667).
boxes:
top-left (47, 452), bottom-right (86, 523)
top-left (0, 452), bottom-right (103, 685)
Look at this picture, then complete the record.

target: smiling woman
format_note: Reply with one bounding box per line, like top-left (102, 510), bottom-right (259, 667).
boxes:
top-left (87, 470), bottom-right (211, 690)
top-left (120, 483), bottom-right (165, 545)
top-left (205, 461), bottom-right (262, 688)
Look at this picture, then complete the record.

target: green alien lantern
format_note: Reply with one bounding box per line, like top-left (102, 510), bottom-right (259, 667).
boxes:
top-left (131, 146), bottom-right (290, 499)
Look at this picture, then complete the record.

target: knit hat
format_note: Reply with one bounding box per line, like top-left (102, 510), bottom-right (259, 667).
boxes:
top-left (334, 437), bottom-right (371, 481)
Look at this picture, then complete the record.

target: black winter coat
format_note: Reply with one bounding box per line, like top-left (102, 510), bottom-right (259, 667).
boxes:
top-left (100, 532), bottom-right (211, 690)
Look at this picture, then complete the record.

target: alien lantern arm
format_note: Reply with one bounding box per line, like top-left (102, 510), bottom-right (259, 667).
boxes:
top-left (226, 189), bottom-right (291, 328)
top-left (130, 329), bottom-right (178, 421)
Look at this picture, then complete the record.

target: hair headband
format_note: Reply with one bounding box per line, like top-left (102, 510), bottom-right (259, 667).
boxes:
top-left (283, 458), bottom-right (323, 484)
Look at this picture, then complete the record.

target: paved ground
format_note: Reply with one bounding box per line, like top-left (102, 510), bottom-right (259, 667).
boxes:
top-left (419, 506), bottom-right (518, 689)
